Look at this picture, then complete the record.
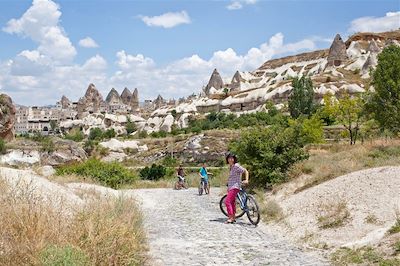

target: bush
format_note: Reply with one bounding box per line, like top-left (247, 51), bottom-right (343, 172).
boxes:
top-left (138, 131), bottom-right (148, 139)
top-left (41, 138), bottom-right (55, 153)
top-left (162, 156), bottom-right (177, 167)
top-left (125, 119), bottom-right (137, 135)
top-left (0, 138), bottom-right (6, 154)
top-left (229, 125), bottom-right (309, 187)
top-left (40, 245), bottom-right (89, 266)
top-left (139, 164), bottom-right (166, 181)
top-left (88, 128), bottom-right (103, 141)
top-left (56, 159), bottom-right (137, 189)
top-left (103, 128), bottom-right (116, 139)
top-left (64, 128), bottom-right (85, 142)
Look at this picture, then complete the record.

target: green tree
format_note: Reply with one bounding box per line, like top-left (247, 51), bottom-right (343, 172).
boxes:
top-left (335, 94), bottom-right (366, 145)
top-left (49, 120), bottom-right (58, 132)
top-left (368, 45), bottom-right (400, 133)
top-left (289, 115), bottom-right (325, 144)
top-left (171, 109), bottom-right (177, 119)
top-left (223, 88), bottom-right (230, 97)
top-left (230, 125), bottom-right (309, 187)
top-left (316, 93), bottom-right (337, 126)
top-left (125, 117), bottom-right (137, 135)
top-left (288, 76), bottom-right (315, 118)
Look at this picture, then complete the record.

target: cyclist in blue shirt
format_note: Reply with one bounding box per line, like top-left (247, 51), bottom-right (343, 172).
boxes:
top-left (199, 163), bottom-right (212, 194)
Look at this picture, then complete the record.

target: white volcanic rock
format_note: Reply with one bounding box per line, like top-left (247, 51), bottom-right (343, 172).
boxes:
top-left (341, 84), bottom-right (365, 93)
top-left (105, 113), bottom-right (127, 124)
top-left (160, 114), bottom-right (174, 132)
top-left (178, 113), bottom-right (191, 129)
top-left (0, 167), bottom-right (84, 210)
top-left (0, 150), bottom-right (40, 166)
top-left (101, 152), bottom-right (127, 162)
top-left (99, 138), bottom-right (148, 152)
top-left (37, 165), bottom-right (56, 177)
top-left (345, 54), bottom-right (368, 71)
top-left (346, 41), bottom-right (363, 59)
top-left (60, 119), bottom-right (84, 129)
top-left (186, 134), bottom-right (203, 150)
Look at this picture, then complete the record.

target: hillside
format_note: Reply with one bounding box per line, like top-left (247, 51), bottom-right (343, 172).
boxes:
top-left (144, 30), bottom-right (399, 134)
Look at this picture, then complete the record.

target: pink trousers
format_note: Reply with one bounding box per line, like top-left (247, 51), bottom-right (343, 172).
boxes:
top-left (225, 188), bottom-right (240, 216)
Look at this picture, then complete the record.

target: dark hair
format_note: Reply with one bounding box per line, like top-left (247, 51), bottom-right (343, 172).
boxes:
top-left (225, 152), bottom-right (238, 164)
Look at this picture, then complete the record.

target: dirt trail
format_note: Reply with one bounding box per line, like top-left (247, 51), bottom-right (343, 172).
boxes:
top-left (131, 188), bottom-right (330, 266)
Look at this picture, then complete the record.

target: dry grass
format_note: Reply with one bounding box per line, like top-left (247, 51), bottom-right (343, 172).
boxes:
top-left (0, 178), bottom-right (147, 265)
top-left (291, 139), bottom-right (400, 193)
top-left (317, 200), bottom-right (351, 229)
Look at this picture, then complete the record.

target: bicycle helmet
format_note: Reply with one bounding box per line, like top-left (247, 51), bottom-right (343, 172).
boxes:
top-left (225, 151), bottom-right (238, 164)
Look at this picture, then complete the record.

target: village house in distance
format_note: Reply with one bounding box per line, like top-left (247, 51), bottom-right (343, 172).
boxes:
top-left (14, 84), bottom-right (169, 134)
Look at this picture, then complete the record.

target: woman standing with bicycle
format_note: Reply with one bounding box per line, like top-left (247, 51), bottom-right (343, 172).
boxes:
top-left (225, 152), bottom-right (249, 224)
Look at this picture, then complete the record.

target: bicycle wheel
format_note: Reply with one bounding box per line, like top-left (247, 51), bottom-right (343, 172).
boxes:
top-left (198, 182), bottom-right (203, 195)
top-left (245, 195), bottom-right (260, 225)
top-left (219, 195), bottom-right (245, 218)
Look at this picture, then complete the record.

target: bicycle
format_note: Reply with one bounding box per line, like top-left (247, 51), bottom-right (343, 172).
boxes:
top-left (219, 187), bottom-right (260, 225)
top-left (198, 178), bottom-right (209, 195)
top-left (173, 176), bottom-right (188, 190)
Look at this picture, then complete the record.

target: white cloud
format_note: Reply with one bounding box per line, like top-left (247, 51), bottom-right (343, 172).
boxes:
top-left (349, 11), bottom-right (400, 33)
top-left (226, 0), bottom-right (257, 10)
top-left (79, 37), bottom-right (99, 48)
top-left (139, 11), bottom-right (191, 28)
top-left (3, 0), bottom-right (76, 63)
top-left (227, 2), bottom-right (243, 10)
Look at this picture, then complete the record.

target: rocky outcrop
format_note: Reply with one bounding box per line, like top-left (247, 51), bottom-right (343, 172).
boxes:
top-left (40, 139), bottom-right (87, 166)
top-left (230, 71), bottom-right (243, 91)
top-left (77, 83), bottom-right (105, 117)
top-left (154, 95), bottom-right (165, 109)
top-left (131, 88), bottom-right (139, 110)
top-left (367, 40), bottom-right (380, 53)
top-left (60, 95), bottom-right (71, 109)
top-left (362, 54), bottom-right (378, 75)
top-left (0, 94), bottom-right (16, 141)
top-left (205, 69), bottom-right (224, 95)
top-left (121, 87), bottom-right (132, 105)
top-left (327, 34), bottom-right (348, 67)
top-left (105, 88), bottom-right (122, 104)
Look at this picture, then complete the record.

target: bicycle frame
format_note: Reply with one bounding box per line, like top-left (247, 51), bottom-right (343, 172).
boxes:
top-left (236, 189), bottom-right (248, 210)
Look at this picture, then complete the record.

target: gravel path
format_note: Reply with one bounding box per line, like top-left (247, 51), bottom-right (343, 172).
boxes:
top-left (131, 188), bottom-right (330, 266)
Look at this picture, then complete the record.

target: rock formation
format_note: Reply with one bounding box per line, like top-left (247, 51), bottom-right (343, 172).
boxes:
top-left (154, 94), bottom-right (165, 109)
top-left (362, 54), bottom-right (377, 75)
top-left (327, 34), bottom-right (348, 67)
top-left (131, 88), bottom-right (139, 110)
top-left (105, 88), bottom-right (122, 104)
top-left (121, 87), bottom-right (132, 105)
top-left (77, 83), bottom-right (105, 117)
top-left (230, 71), bottom-right (243, 91)
top-left (60, 95), bottom-right (71, 109)
top-left (0, 94), bottom-right (16, 141)
top-left (204, 69), bottom-right (224, 95)
top-left (367, 39), bottom-right (380, 53)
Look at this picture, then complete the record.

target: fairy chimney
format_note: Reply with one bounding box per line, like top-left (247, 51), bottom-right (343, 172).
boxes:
top-left (204, 69), bottom-right (224, 95)
top-left (327, 34), bottom-right (348, 67)
top-left (105, 88), bottom-right (122, 105)
top-left (131, 88), bottom-right (139, 110)
top-left (121, 87), bottom-right (132, 105)
top-left (230, 71), bottom-right (243, 92)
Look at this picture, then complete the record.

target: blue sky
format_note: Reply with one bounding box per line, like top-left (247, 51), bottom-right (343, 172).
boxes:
top-left (0, 0), bottom-right (399, 106)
